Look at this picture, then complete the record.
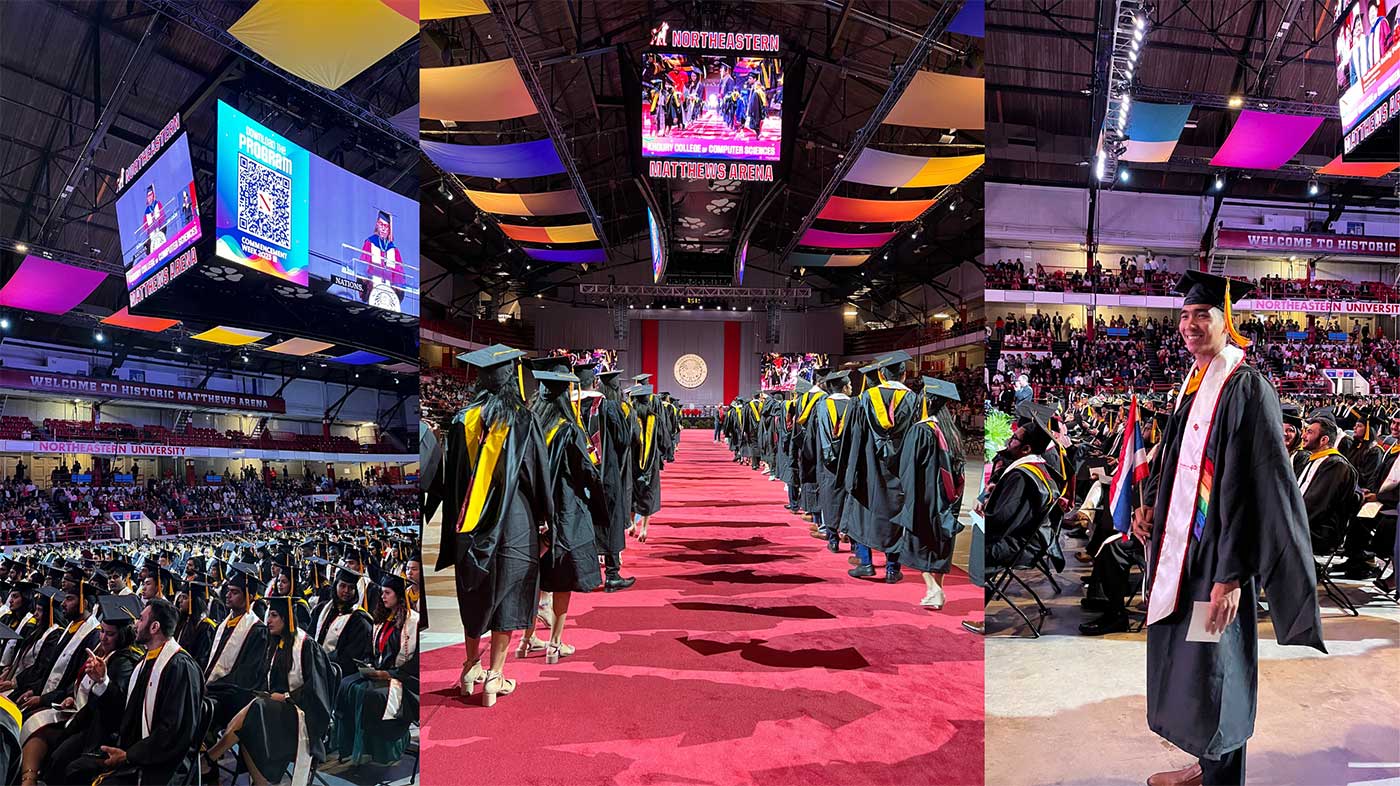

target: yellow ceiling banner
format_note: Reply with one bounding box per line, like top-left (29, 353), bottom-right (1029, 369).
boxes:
top-left (229, 0), bottom-right (417, 90)
top-left (421, 60), bottom-right (538, 122)
top-left (190, 326), bottom-right (271, 346)
top-left (464, 188), bottom-right (584, 217)
top-left (907, 154), bottom-right (985, 188)
top-left (422, 0), bottom-right (489, 19)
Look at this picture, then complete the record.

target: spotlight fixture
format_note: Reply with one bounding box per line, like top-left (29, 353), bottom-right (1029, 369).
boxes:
top-left (94, 330), bottom-right (104, 343)
top-left (1119, 169), bottom-right (1131, 183)
top-left (1098, 1), bottom-right (1151, 186)
top-left (174, 345), bottom-right (182, 353)
top-left (0, 317), bottom-right (8, 330)
top-left (1228, 95), bottom-right (1244, 108)
top-left (14, 243), bottom-right (27, 253)
top-left (1212, 174), bottom-right (1224, 191)
top-left (1307, 178), bottom-right (1319, 196)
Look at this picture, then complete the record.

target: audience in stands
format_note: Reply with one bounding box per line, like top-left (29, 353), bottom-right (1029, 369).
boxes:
top-left (987, 259), bottom-right (1400, 302)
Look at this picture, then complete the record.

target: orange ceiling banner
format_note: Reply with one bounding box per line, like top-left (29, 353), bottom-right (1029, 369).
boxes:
top-left (497, 223), bottom-right (598, 244)
top-left (465, 188), bottom-right (584, 217)
top-left (421, 60), bottom-right (538, 122)
top-left (817, 195), bottom-right (937, 223)
top-left (99, 307), bottom-right (179, 333)
top-left (1316, 155), bottom-right (1399, 178)
top-left (266, 337), bottom-right (336, 356)
top-left (884, 71), bottom-right (985, 130)
top-left (228, 0), bottom-right (416, 90)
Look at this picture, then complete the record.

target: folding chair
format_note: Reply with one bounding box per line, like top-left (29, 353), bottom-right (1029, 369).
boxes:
top-left (985, 532), bottom-right (1053, 638)
top-left (1316, 547), bottom-right (1360, 617)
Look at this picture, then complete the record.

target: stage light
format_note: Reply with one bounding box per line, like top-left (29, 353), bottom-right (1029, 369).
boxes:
top-left (1119, 169), bottom-right (1130, 183)
top-left (14, 243), bottom-right (27, 253)
top-left (1135, 15), bottom-right (1145, 30)
top-left (94, 330), bottom-right (104, 343)
top-left (1134, 28), bottom-right (1143, 42)
top-left (1213, 174), bottom-right (1224, 191)
top-left (0, 317), bottom-right (8, 330)
top-left (1307, 178), bottom-right (1319, 196)
top-left (628, 303), bottom-right (634, 309)
top-left (1129, 47), bottom-right (1138, 62)
top-left (747, 305), bottom-right (752, 311)
top-left (1095, 150), bottom-right (1107, 181)
top-left (355, 373), bottom-right (360, 379)
top-left (1228, 95), bottom-right (1244, 108)
top-left (301, 365), bottom-right (307, 371)
top-left (174, 345), bottom-right (182, 353)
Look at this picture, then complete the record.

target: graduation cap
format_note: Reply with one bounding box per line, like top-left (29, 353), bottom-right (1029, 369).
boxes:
top-left (532, 369), bottom-right (580, 392)
top-left (597, 369), bottom-right (625, 385)
top-left (823, 370), bottom-right (851, 386)
top-left (457, 344), bottom-right (526, 368)
top-left (629, 385), bottom-right (654, 398)
top-left (263, 596), bottom-right (300, 631)
top-left (369, 566), bottom-right (407, 596)
top-left (632, 374), bottom-right (652, 384)
top-left (0, 622), bottom-right (17, 643)
top-left (1174, 271), bottom-right (1255, 347)
top-left (876, 349), bottom-right (912, 370)
top-left (528, 355), bottom-right (572, 374)
top-left (223, 563), bottom-right (264, 598)
top-left (1015, 401), bottom-right (1058, 448)
top-left (1280, 403), bottom-right (1303, 430)
top-left (921, 376), bottom-right (961, 402)
top-left (1306, 408), bottom-right (1338, 433)
top-left (97, 594), bottom-right (143, 625)
top-left (334, 565), bottom-right (365, 588)
top-left (572, 362), bottom-right (599, 386)
top-left (795, 379), bottom-right (813, 394)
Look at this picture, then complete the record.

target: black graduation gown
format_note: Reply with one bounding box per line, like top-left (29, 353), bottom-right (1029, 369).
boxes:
top-left (438, 402), bottom-right (552, 638)
top-left (1297, 452), bottom-right (1360, 552)
top-left (835, 403), bottom-right (870, 537)
top-left (841, 384), bottom-right (919, 552)
top-left (794, 390), bottom-right (826, 512)
top-left (0, 696), bottom-right (16, 786)
top-left (595, 398), bottom-right (634, 555)
top-left (813, 395), bottom-right (852, 528)
top-left (1142, 364), bottom-right (1325, 759)
top-left (633, 407), bottom-right (665, 516)
top-left (539, 416), bottom-right (605, 593)
top-left (242, 634), bottom-right (334, 777)
top-left (96, 647), bottom-right (203, 786)
top-left (174, 616), bottom-right (216, 671)
top-left (983, 462), bottom-right (1053, 568)
top-left (740, 400), bottom-right (763, 460)
top-left (333, 616), bottom-right (418, 763)
top-left (205, 617), bottom-right (270, 730)
top-left (771, 399), bottom-right (796, 482)
top-left (1346, 440), bottom-right (1383, 490)
top-left (36, 623), bottom-right (101, 708)
top-left (44, 646), bottom-right (143, 781)
top-left (893, 418), bottom-right (965, 574)
top-left (310, 602), bottom-right (374, 680)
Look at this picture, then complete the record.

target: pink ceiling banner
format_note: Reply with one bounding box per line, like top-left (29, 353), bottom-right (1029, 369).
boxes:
top-left (1209, 110), bottom-right (1324, 169)
top-left (0, 256), bottom-right (107, 314)
top-left (798, 228), bottom-right (897, 249)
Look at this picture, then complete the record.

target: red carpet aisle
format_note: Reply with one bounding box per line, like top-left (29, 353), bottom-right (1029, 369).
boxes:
top-left (422, 431), bottom-right (983, 786)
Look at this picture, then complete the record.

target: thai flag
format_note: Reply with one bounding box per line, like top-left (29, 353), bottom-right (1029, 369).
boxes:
top-left (1108, 396), bottom-right (1149, 536)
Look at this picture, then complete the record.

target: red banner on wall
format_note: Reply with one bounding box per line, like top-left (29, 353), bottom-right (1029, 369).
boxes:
top-left (1215, 228), bottom-right (1398, 256)
top-left (0, 370), bottom-right (287, 413)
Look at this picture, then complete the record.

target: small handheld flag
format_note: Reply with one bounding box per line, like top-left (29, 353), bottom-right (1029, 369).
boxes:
top-left (1108, 395), bottom-right (1149, 538)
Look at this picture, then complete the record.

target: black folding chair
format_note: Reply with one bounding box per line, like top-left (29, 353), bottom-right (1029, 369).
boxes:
top-left (1316, 547), bottom-right (1360, 617)
top-left (985, 530), bottom-right (1053, 638)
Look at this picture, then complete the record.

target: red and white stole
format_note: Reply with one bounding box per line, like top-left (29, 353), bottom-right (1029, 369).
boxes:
top-left (315, 605), bottom-right (353, 651)
top-left (1147, 344), bottom-right (1245, 626)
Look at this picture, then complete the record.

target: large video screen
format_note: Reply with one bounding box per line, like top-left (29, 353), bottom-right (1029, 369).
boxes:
top-left (115, 132), bottom-right (202, 293)
top-left (214, 101), bottom-right (420, 316)
top-left (1336, 0), bottom-right (1399, 158)
top-left (760, 352), bottom-right (827, 392)
top-left (307, 163), bottom-right (420, 316)
top-left (640, 53), bottom-right (783, 161)
top-left (552, 349), bottom-right (619, 371)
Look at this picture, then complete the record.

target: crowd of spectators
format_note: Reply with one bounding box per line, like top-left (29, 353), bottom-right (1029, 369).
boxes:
top-left (422, 370), bottom-right (472, 430)
top-left (987, 257), bottom-right (1400, 302)
top-left (0, 475), bottom-right (416, 546)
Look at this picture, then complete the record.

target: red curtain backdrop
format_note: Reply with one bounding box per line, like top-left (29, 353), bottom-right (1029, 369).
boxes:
top-left (723, 321), bottom-right (741, 404)
top-left (641, 320), bottom-right (659, 389)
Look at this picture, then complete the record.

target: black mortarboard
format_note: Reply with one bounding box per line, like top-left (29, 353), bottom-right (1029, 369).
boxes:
top-left (1016, 401), bottom-right (1058, 444)
top-left (597, 369), bottom-right (625, 384)
top-left (457, 344), bottom-right (526, 368)
top-left (224, 563), bottom-right (264, 596)
top-left (572, 362), bottom-right (598, 386)
top-left (632, 374), bottom-right (652, 384)
top-left (823, 370), bottom-right (851, 385)
top-left (877, 350), bottom-right (912, 369)
top-left (1281, 403), bottom-right (1303, 430)
top-left (98, 595), bottom-right (143, 625)
top-left (532, 369), bottom-right (579, 389)
top-left (1307, 408), bottom-right (1338, 432)
top-left (0, 623), bottom-right (16, 642)
top-left (795, 379), bottom-right (813, 394)
top-left (1174, 270), bottom-right (1256, 309)
top-left (629, 385), bottom-right (654, 398)
top-left (921, 377), bottom-right (961, 402)
top-left (528, 356), bottom-right (572, 374)
top-left (370, 566), bottom-right (406, 596)
top-left (263, 596), bottom-right (300, 631)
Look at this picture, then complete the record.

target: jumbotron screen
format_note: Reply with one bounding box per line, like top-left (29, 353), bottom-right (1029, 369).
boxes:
top-left (1336, 0), bottom-right (1399, 160)
top-left (553, 349), bottom-right (619, 371)
top-left (640, 52), bottom-right (783, 161)
top-left (214, 100), bottom-right (420, 315)
top-left (114, 120), bottom-right (201, 296)
top-left (760, 353), bottom-right (827, 392)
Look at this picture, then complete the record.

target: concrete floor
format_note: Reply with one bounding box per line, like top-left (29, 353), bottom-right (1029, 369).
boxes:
top-left (984, 525), bottom-right (1400, 786)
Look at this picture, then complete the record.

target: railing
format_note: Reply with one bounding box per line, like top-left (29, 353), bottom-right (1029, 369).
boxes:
top-left (0, 519), bottom-right (120, 547)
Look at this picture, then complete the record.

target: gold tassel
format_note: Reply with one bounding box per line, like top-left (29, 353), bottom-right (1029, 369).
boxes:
top-left (1223, 279), bottom-right (1252, 348)
top-left (516, 361), bottom-right (526, 400)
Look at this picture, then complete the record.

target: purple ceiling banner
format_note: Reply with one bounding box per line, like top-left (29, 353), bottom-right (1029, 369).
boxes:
top-left (0, 255), bottom-right (107, 314)
top-left (421, 138), bottom-right (565, 179)
top-left (524, 247), bottom-right (607, 264)
top-left (389, 104), bottom-right (420, 137)
top-left (798, 228), bottom-right (897, 249)
top-left (1209, 111), bottom-right (1324, 170)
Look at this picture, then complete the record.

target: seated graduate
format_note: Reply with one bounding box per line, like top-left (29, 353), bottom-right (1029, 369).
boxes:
top-left (1, 682), bottom-right (18, 786)
top-left (20, 594), bottom-right (144, 786)
top-left (1296, 409), bottom-right (1363, 555)
top-left (0, 589), bottom-right (62, 696)
top-left (204, 564), bottom-right (269, 737)
top-left (173, 579), bottom-right (217, 671)
top-left (78, 597), bottom-right (204, 786)
top-left (983, 403), bottom-right (1060, 583)
top-left (204, 596), bottom-right (333, 786)
top-left (0, 582), bottom-right (38, 670)
top-left (308, 567), bottom-right (374, 680)
top-left (11, 579), bottom-right (99, 715)
top-left (270, 565), bottom-right (314, 631)
top-left (332, 569), bottom-right (418, 766)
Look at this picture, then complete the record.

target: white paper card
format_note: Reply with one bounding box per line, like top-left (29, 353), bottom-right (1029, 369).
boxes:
top-left (1185, 600), bottom-right (1223, 643)
top-left (1357, 501), bottom-right (1383, 519)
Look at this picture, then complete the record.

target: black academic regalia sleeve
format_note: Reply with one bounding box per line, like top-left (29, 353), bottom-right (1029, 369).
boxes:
top-left (1211, 372), bottom-right (1325, 651)
top-left (123, 653), bottom-right (203, 772)
top-left (984, 471), bottom-right (1040, 546)
top-left (38, 628), bottom-right (100, 707)
top-left (70, 650), bottom-right (140, 740)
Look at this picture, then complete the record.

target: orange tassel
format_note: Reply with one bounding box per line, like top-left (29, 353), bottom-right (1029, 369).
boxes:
top-left (1223, 279), bottom-right (1252, 348)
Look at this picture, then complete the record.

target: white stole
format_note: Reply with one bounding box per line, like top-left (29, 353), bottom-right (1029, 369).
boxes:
top-left (1297, 454), bottom-right (1335, 495)
top-left (42, 617), bottom-right (99, 694)
top-left (14, 625), bottom-right (58, 675)
top-left (1379, 451), bottom-right (1400, 497)
top-left (379, 608), bottom-right (419, 721)
top-left (206, 611), bottom-right (260, 683)
top-left (0, 612), bottom-right (35, 667)
top-left (1147, 344), bottom-right (1245, 626)
top-left (315, 608), bottom-right (352, 652)
top-left (281, 630), bottom-right (313, 786)
top-left (127, 639), bottom-right (183, 737)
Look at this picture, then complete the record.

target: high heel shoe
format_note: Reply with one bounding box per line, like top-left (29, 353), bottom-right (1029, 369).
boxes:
top-left (482, 671), bottom-right (516, 707)
top-left (459, 661), bottom-right (486, 697)
top-left (544, 641), bottom-right (575, 664)
top-left (515, 636), bottom-right (547, 658)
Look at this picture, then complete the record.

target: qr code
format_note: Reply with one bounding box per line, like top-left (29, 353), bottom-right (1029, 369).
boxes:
top-left (236, 153), bottom-right (291, 248)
